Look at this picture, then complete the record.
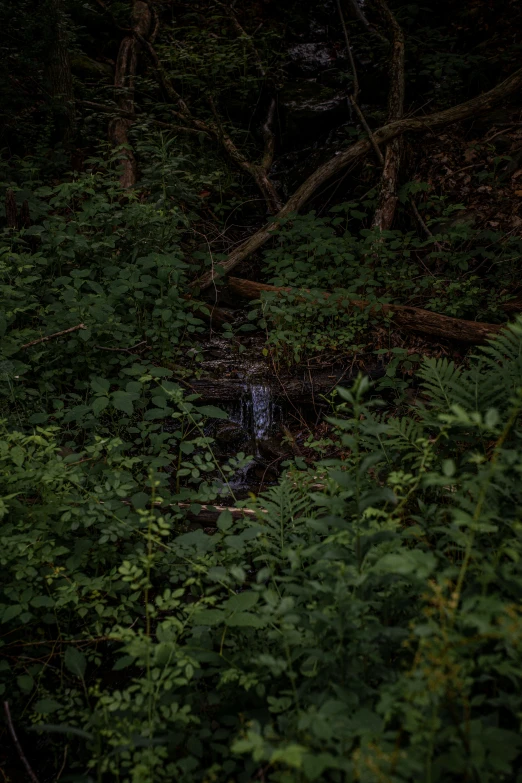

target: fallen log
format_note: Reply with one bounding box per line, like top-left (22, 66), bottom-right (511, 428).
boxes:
top-left (227, 277), bottom-right (505, 344)
top-left (190, 365), bottom-right (385, 404)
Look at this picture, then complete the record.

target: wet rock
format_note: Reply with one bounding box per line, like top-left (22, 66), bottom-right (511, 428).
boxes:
top-left (214, 421), bottom-right (247, 446)
top-left (287, 42), bottom-right (339, 77)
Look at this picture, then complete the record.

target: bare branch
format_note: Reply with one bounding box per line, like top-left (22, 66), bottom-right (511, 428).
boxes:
top-left (192, 65), bottom-right (522, 288)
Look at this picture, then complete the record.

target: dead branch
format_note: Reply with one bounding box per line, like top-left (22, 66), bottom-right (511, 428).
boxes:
top-left (192, 65), bottom-right (522, 289)
top-left (109, 1), bottom-right (152, 188)
top-left (336, 0), bottom-right (384, 165)
top-left (3, 702), bottom-right (41, 783)
top-left (226, 276), bottom-right (505, 344)
top-left (371, 0), bottom-right (405, 231)
top-left (21, 324), bottom-right (86, 350)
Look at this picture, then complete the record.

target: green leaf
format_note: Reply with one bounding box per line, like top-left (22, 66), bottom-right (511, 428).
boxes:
top-left (217, 510), bottom-right (233, 531)
top-left (29, 723), bottom-right (94, 740)
top-left (17, 674), bottom-right (34, 693)
top-left (112, 390), bottom-right (135, 416)
top-left (226, 612), bottom-right (266, 627)
top-left (196, 405), bottom-right (228, 419)
top-left (90, 377), bottom-right (110, 394)
top-left (271, 744), bottom-right (306, 768)
top-left (31, 596), bottom-right (55, 608)
top-left (64, 646), bottom-right (87, 678)
top-left (226, 591), bottom-right (259, 612)
top-left (376, 550), bottom-right (436, 579)
top-left (112, 655), bottom-right (136, 671)
top-left (10, 446), bottom-right (24, 466)
top-left (28, 413), bottom-right (49, 424)
top-left (2, 604), bottom-right (22, 623)
top-left (144, 407), bottom-right (172, 420)
top-left (91, 396), bottom-right (110, 417)
top-left (34, 698), bottom-right (62, 714)
top-left (131, 492), bottom-right (149, 509)
top-left (192, 609), bottom-right (225, 626)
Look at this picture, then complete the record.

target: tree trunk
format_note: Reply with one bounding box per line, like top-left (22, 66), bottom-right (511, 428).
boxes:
top-left (371, 0), bottom-right (405, 231)
top-left (44, 0), bottom-right (76, 146)
top-left (109, 1), bottom-right (152, 188)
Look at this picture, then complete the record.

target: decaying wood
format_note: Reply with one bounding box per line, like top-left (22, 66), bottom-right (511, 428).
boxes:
top-left (371, 0), bottom-right (405, 231)
top-left (189, 365), bottom-right (385, 403)
top-left (226, 277), bottom-right (505, 345)
top-left (193, 65), bottom-right (522, 289)
top-left (109, 1), bottom-right (152, 188)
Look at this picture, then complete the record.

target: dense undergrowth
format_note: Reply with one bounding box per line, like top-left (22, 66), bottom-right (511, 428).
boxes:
top-left (1, 158), bottom-right (522, 782)
top-left (1, 134), bottom-right (522, 783)
top-left (3, 0), bottom-right (522, 780)
top-left (2, 311), bottom-right (522, 781)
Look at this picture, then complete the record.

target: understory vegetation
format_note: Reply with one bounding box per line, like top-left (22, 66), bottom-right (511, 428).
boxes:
top-left (2, 0), bottom-right (522, 781)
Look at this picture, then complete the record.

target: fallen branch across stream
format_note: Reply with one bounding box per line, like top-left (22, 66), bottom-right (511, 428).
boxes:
top-left (227, 277), bottom-right (505, 344)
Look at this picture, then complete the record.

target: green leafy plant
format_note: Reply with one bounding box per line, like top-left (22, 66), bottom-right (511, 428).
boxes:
top-left (3, 316), bottom-right (522, 781)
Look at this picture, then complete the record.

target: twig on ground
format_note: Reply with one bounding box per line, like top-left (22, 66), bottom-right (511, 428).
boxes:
top-left (21, 324), bottom-right (86, 350)
top-left (3, 701), bottom-right (41, 783)
top-left (94, 340), bottom-right (148, 353)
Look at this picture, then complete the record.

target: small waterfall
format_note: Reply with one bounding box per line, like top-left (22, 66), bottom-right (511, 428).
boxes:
top-left (231, 382), bottom-right (277, 455)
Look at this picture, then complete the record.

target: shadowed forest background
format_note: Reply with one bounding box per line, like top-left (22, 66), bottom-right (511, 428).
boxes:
top-left (2, 0), bottom-right (522, 781)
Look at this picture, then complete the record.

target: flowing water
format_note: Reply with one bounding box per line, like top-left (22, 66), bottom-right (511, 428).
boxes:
top-left (231, 382), bottom-right (278, 455)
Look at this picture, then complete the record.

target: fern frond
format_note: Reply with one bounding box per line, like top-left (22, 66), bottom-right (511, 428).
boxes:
top-left (417, 357), bottom-right (474, 410)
